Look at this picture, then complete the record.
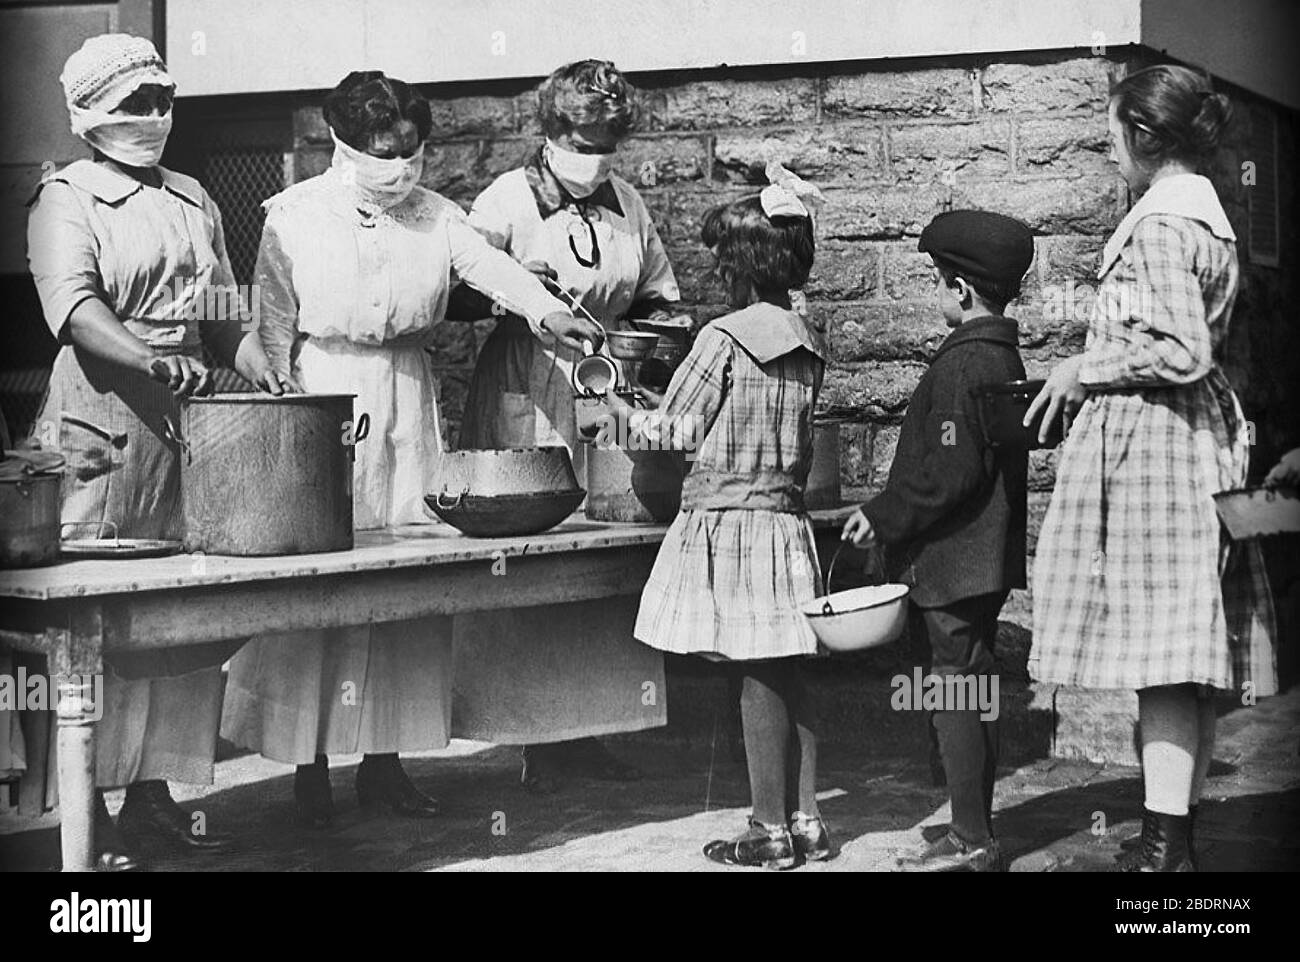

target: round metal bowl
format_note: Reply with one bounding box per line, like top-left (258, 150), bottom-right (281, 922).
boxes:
top-left (800, 584), bottom-right (910, 652)
top-left (630, 316), bottom-right (692, 345)
top-left (424, 489), bottom-right (586, 538)
top-left (606, 331), bottom-right (659, 361)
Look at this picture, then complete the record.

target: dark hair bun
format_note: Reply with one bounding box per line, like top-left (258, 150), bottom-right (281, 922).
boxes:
top-left (1112, 64), bottom-right (1232, 165)
top-left (1190, 91), bottom-right (1233, 153)
top-left (324, 71), bottom-right (433, 151)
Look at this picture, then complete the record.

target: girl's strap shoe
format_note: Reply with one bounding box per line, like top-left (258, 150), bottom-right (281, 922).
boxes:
top-left (789, 810), bottom-right (834, 862)
top-left (703, 818), bottom-right (797, 870)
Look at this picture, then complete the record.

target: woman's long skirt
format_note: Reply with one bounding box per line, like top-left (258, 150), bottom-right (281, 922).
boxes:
top-left (221, 338), bottom-right (452, 764)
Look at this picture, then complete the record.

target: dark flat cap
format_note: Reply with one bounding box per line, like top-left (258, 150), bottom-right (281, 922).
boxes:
top-left (918, 209), bottom-right (1035, 286)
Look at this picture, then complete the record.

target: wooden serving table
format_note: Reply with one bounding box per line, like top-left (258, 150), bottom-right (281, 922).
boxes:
top-left (0, 508), bottom-right (855, 871)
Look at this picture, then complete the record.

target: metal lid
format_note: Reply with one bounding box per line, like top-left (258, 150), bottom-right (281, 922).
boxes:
top-left (184, 392), bottom-right (357, 403)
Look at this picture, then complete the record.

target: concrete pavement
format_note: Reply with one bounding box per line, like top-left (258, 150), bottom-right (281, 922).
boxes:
top-left (3, 683), bottom-right (1295, 872)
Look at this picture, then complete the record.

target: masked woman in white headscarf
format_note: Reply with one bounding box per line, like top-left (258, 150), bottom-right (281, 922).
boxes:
top-left (447, 60), bottom-right (680, 792)
top-left (219, 71), bottom-right (595, 827)
top-left (22, 34), bottom-right (288, 870)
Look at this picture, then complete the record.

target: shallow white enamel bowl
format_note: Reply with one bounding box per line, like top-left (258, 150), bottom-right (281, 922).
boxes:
top-left (800, 583), bottom-right (910, 652)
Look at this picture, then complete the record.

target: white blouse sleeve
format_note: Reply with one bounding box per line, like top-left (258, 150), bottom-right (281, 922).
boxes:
top-left (26, 182), bottom-right (103, 344)
top-left (444, 203), bottom-right (569, 340)
top-left (252, 206), bottom-right (301, 377)
top-left (467, 184), bottom-right (513, 252)
top-left (634, 217), bottom-right (681, 306)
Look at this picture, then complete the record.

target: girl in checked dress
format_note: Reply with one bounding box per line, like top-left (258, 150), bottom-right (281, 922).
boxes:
top-left (1027, 65), bottom-right (1277, 872)
top-left (608, 164), bottom-right (830, 869)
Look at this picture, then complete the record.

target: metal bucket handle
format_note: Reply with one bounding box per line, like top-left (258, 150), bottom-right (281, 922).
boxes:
top-left (821, 540), bottom-right (884, 614)
top-left (61, 520), bottom-right (119, 541)
top-left (435, 486), bottom-right (469, 509)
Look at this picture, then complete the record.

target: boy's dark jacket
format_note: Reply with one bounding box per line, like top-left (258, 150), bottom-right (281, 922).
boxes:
top-left (861, 315), bottom-right (1028, 608)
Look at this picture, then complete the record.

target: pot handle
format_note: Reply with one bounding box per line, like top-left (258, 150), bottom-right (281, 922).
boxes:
top-left (161, 414), bottom-right (191, 464)
top-left (61, 520), bottom-right (119, 541)
top-left (435, 486), bottom-right (468, 509)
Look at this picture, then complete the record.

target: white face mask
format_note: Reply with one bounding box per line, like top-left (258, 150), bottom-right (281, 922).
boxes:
top-left (69, 106), bottom-right (172, 168)
top-left (331, 132), bottom-right (424, 210)
top-left (545, 140), bottom-right (615, 198)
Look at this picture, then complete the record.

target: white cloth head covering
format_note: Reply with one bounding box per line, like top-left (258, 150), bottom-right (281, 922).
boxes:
top-left (60, 33), bottom-right (173, 112)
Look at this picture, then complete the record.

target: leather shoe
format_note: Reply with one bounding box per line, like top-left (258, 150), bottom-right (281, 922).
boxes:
top-left (790, 810), bottom-right (834, 862)
top-left (356, 754), bottom-right (440, 818)
top-left (294, 754), bottom-right (334, 829)
top-left (117, 780), bottom-right (232, 857)
top-left (94, 790), bottom-right (139, 872)
top-left (703, 818), bottom-right (797, 870)
top-left (1120, 802), bottom-right (1198, 870)
top-left (895, 830), bottom-right (1005, 872)
top-left (1116, 807), bottom-right (1194, 872)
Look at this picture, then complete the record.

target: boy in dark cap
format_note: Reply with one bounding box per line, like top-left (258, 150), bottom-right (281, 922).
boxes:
top-left (842, 209), bottom-right (1034, 872)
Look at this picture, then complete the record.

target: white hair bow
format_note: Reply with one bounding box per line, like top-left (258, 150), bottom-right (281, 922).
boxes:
top-left (759, 161), bottom-right (824, 223)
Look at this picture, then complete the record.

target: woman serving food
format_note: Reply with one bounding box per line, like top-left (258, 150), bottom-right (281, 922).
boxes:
top-left (23, 33), bottom-right (286, 870)
top-left (450, 60), bottom-right (681, 792)
top-left (219, 70), bottom-right (591, 827)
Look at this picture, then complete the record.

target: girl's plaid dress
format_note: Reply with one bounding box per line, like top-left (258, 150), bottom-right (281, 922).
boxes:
top-left (633, 302), bottom-right (826, 661)
top-left (1033, 175), bottom-right (1277, 695)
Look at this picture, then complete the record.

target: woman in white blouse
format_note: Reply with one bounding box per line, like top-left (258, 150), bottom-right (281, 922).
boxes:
top-left (451, 61), bottom-right (680, 792)
top-left (220, 71), bottom-right (595, 826)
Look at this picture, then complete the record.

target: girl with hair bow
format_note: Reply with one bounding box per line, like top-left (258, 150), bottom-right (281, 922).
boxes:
top-left (607, 163), bottom-right (833, 868)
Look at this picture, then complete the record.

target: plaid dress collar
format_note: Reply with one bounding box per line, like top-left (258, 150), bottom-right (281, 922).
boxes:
top-left (709, 301), bottom-right (827, 363)
top-left (1102, 173), bottom-right (1235, 276)
top-left (522, 144), bottom-right (624, 219)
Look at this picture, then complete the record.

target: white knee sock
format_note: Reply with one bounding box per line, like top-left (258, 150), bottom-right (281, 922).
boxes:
top-left (1137, 685), bottom-right (1198, 816)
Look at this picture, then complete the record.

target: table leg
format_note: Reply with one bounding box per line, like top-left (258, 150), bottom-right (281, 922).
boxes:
top-left (49, 607), bottom-right (104, 873)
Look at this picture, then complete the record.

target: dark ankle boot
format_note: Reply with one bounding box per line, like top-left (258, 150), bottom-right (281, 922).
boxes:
top-left (94, 790), bottom-right (138, 872)
top-left (355, 754), bottom-right (439, 818)
top-left (1121, 802), bottom-right (1197, 868)
top-left (118, 780), bottom-right (232, 856)
top-left (1116, 807), bottom-right (1194, 872)
top-left (294, 754), bottom-right (334, 828)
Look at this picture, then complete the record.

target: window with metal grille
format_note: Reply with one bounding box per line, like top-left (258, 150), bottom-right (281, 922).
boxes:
top-left (204, 146), bottom-right (286, 288)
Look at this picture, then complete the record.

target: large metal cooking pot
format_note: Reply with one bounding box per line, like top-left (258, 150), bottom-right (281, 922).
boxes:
top-left (0, 455), bottom-right (63, 569)
top-left (436, 447), bottom-right (580, 498)
top-left (167, 393), bottom-right (364, 556)
top-left (427, 447), bottom-right (584, 537)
